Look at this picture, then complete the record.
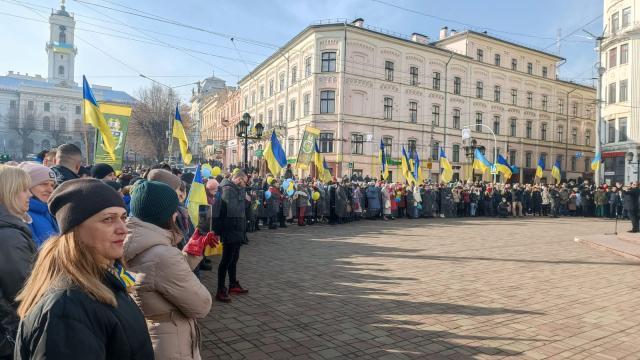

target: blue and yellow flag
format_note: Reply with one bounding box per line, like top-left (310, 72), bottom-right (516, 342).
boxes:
top-left (186, 164), bottom-right (208, 226)
top-left (495, 154), bottom-right (512, 181)
top-left (173, 103), bottom-right (192, 165)
top-left (591, 152), bottom-right (602, 171)
top-left (439, 148), bottom-right (453, 183)
top-left (473, 148), bottom-right (491, 174)
top-left (535, 156), bottom-right (545, 179)
top-left (551, 160), bottom-right (562, 184)
top-left (314, 141), bottom-right (332, 182)
top-left (113, 262), bottom-right (136, 288)
top-left (413, 151), bottom-right (422, 184)
top-left (83, 75), bottom-right (116, 160)
top-left (379, 139), bottom-right (389, 180)
top-left (264, 131), bottom-right (287, 176)
top-left (401, 146), bottom-right (416, 185)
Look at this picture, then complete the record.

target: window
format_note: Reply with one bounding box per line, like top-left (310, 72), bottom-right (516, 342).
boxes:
top-left (475, 112), bottom-right (483, 132)
top-left (511, 58), bottom-right (517, 71)
top-left (542, 95), bottom-right (548, 111)
top-left (291, 66), bottom-right (297, 84)
top-left (612, 12), bottom-right (620, 34)
top-left (526, 120), bottom-right (532, 139)
top-left (558, 99), bottom-right (564, 114)
top-left (58, 117), bottom-right (66, 131)
top-left (410, 66), bottom-right (419, 86)
top-left (527, 91), bottom-right (533, 108)
top-left (320, 90), bottom-right (335, 113)
top-left (510, 118), bottom-right (517, 137)
top-left (42, 116), bottom-right (51, 130)
top-left (622, 7), bottom-right (631, 27)
top-left (620, 117), bottom-right (628, 141)
top-left (452, 144), bottom-right (460, 162)
top-left (384, 97), bottom-right (393, 120)
top-left (321, 51), bottom-right (336, 72)
top-left (278, 104), bottom-right (284, 125)
top-left (304, 57), bottom-right (312, 78)
top-left (542, 66), bottom-right (548, 78)
top-left (288, 137), bottom-right (295, 157)
top-left (59, 30), bottom-right (66, 43)
top-left (432, 104), bottom-right (440, 125)
top-left (279, 73), bottom-right (285, 91)
top-left (476, 81), bottom-right (483, 98)
top-left (541, 123), bottom-right (547, 140)
top-left (609, 47), bottom-right (617, 67)
top-left (267, 109), bottom-right (273, 127)
top-left (556, 155), bottom-right (563, 170)
top-left (571, 128), bottom-right (578, 145)
top-left (269, 80), bottom-right (274, 96)
top-left (620, 44), bottom-right (629, 64)
top-left (9, 100), bottom-right (16, 110)
top-left (290, 100), bottom-right (296, 121)
top-left (511, 88), bottom-right (517, 105)
top-left (74, 118), bottom-right (81, 131)
top-left (244, 96), bottom-right (248, 109)
top-left (383, 136), bottom-right (392, 157)
top-left (453, 76), bottom-right (461, 95)
top-left (494, 85), bottom-right (501, 102)
top-left (452, 108), bottom-right (460, 129)
top-left (409, 101), bottom-right (418, 123)
top-left (28, 100), bottom-right (34, 110)
top-left (608, 83), bottom-right (617, 104)
top-left (407, 139), bottom-right (417, 155)
top-left (58, 66), bottom-right (64, 75)
top-left (571, 156), bottom-right (577, 171)
top-left (477, 49), bottom-right (484, 62)
top-left (572, 102), bottom-right (578, 117)
top-left (557, 125), bottom-right (564, 143)
top-left (385, 61), bottom-right (394, 81)
top-left (525, 152), bottom-right (532, 168)
top-left (509, 150), bottom-right (517, 165)
top-left (319, 132), bottom-right (334, 153)
top-left (585, 129), bottom-right (591, 146)
top-left (431, 141), bottom-right (439, 160)
top-left (44, 102), bottom-right (50, 112)
top-left (493, 116), bottom-right (500, 135)
top-left (303, 93), bottom-right (310, 116)
top-left (432, 72), bottom-right (441, 90)
top-left (259, 85), bottom-right (264, 101)
top-left (494, 54), bottom-right (501, 66)
top-left (251, 91), bottom-right (256, 106)
top-left (620, 80), bottom-right (628, 102)
top-left (527, 62), bottom-right (533, 74)
top-left (608, 120), bottom-right (616, 143)
top-left (351, 134), bottom-right (364, 154)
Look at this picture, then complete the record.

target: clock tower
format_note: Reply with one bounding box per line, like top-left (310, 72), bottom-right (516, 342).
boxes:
top-left (46, 0), bottom-right (77, 86)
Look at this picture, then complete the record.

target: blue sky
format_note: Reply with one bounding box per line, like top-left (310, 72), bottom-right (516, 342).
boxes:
top-left (0, 0), bottom-right (603, 102)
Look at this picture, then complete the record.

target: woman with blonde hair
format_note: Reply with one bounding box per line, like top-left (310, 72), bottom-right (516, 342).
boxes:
top-left (14, 178), bottom-right (153, 360)
top-left (0, 165), bottom-right (36, 360)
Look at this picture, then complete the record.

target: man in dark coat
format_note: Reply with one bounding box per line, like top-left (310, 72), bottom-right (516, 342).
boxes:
top-left (623, 183), bottom-right (640, 232)
top-left (214, 171), bottom-right (249, 302)
top-left (50, 143), bottom-right (82, 185)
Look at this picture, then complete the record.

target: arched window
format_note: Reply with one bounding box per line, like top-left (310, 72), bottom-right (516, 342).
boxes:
top-left (58, 117), bottom-right (66, 131)
top-left (59, 30), bottom-right (66, 43)
top-left (74, 118), bottom-right (82, 131)
top-left (42, 116), bottom-right (51, 130)
top-left (58, 66), bottom-right (65, 75)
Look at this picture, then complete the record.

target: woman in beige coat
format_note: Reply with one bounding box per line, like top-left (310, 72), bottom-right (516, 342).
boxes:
top-left (123, 180), bottom-right (215, 360)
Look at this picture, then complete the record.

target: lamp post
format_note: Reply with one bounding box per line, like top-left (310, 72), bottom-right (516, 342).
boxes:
top-left (463, 138), bottom-right (485, 182)
top-left (626, 152), bottom-right (639, 183)
top-left (235, 112), bottom-right (264, 173)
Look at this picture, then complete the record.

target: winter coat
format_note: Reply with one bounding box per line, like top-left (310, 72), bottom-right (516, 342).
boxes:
top-left (335, 186), bottom-right (348, 218)
top-left (215, 179), bottom-right (247, 245)
top-left (541, 190), bottom-right (551, 205)
top-left (50, 165), bottom-right (79, 185)
top-left (15, 270), bottom-right (154, 360)
top-left (0, 204), bottom-right (36, 359)
top-left (27, 197), bottom-right (59, 248)
top-left (594, 190), bottom-right (608, 206)
top-left (365, 186), bottom-right (381, 210)
top-left (381, 188), bottom-right (392, 215)
top-left (124, 217), bottom-right (211, 360)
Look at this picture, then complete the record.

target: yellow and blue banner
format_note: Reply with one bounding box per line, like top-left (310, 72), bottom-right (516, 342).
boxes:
top-left (314, 141), bottom-right (332, 182)
top-left (473, 148), bottom-right (491, 174)
top-left (551, 160), bottom-right (562, 184)
top-left (495, 154), bottom-right (512, 181)
top-left (264, 130), bottom-right (287, 176)
top-left (83, 75), bottom-right (116, 160)
top-left (94, 103), bottom-right (131, 172)
top-left (173, 103), bottom-right (192, 165)
top-left (401, 146), bottom-right (415, 185)
top-left (535, 156), bottom-right (545, 179)
top-left (295, 126), bottom-right (320, 170)
top-left (186, 164), bottom-right (208, 226)
top-left (591, 152), bottom-right (602, 171)
top-left (439, 148), bottom-right (453, 183)
top-left (413, 151), bottom-right (422, 184)
top-left (379, 139), bottom-right (389, 180)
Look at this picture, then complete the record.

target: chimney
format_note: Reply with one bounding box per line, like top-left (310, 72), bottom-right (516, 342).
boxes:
top-left (8, 71), bottom-right (13, 75)
top-left (352, 18), bottom-right (364, 27)
top-left (450, 29), bottom-right (457, 36)
top-left (439, 26), bottom-right (448, 40)
top-left (411, 32), bottom-right (430, 44)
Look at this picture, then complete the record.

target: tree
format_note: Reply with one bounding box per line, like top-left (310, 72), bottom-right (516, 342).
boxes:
top-left (131, 84), bottom-right (178, 162)
top-left (7, 103), bottom-right (40, 159)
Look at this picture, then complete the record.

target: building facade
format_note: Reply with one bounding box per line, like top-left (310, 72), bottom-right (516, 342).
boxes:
top-left (601, 0), bottom-right (640, 185)
top-left (230, 20), bottom-right (596, 182)
top-left (0, 3), bottom-right (134, 161)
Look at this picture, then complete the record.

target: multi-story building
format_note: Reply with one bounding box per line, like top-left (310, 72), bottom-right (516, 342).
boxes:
top-left (601, 0), bottom-right (639, 185)
top-left (190, 73), bottom-right (229, 161)
top-left (0, 2), bottom-right (134, 161)
top-left (199, 88), bottom-right (244, 167)
top-left (234, 19), bottom-right (596, 182)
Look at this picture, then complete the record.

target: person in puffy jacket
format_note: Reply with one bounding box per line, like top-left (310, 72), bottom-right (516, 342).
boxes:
top-left (18, 162), bottom-right (59, 247)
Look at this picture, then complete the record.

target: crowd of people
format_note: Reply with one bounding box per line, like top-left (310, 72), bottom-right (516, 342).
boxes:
top-left (0, 143), bottom-right (634, 359)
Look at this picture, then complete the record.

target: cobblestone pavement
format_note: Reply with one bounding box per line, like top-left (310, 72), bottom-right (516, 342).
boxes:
top-left (198, 217), bottom-right (640, 359)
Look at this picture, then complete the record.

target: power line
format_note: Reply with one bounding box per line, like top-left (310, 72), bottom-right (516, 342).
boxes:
top-left (542, 15), bottom-right (603, 50)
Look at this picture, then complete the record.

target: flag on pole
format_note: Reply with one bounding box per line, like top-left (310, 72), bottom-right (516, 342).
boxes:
top-left (186, 164), bottom-right (208, 226)
top-left (264, 130), bottom-right (287, 176)
top-left (379, 139), bottom-right (389, 180)
top-left (401, 146), bottom-right (416, 185)
top-left (551, 160), bottom-right (562, 184)
top-left (413, 150), bottom-right (422, 184)
top-left (83, 75), bottom-right (116, 160)
top-left (495, 154), bottom-right (513, 181)
top-left (535, 156), bottom-right (545, 178)
top-left (473, 148), bottom-right (491, 174)
top-left (439, 148), bottom-right (453, 183)
top-left (591, 152), bottom-right (602, 171)
top-left (313, 141), bottom-right (332, 182)
top-left (173, 103), bottom-right (192, 165)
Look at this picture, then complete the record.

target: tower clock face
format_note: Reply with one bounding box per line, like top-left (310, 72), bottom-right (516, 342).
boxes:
top-left (59, 104), bottom-right (66, 111)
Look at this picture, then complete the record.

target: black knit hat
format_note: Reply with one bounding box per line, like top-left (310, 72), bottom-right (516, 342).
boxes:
top-left (130, 180), bottom-right (178, 227)
top-left (48, 178), bottom-right (126, 234)
top-left (91, 163), bottom-right (115, 179)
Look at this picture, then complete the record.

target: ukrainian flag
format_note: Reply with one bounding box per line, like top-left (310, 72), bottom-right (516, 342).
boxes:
top-left (83, 75), bottom-right (116, 160)
top-left (401, 146), bottom-right (416, 185)
top-left (551, 160), bottom-right (562, 184)
top-left (186, 164), bottom-right (208, 226)
top-left (591, 152), bottom-right (602, 171)
top-left (495, 154), bottom-right (512, 181)
top-left (314, 141), bottom-right (332, 182)
top-left (379, 139), bottom-right (389, 180)
top-left (413, 151), bottom-right (422, 184)
top-left (439, 148), bottom-right (453, 183)
top-left (173, 103), bottom-right (192, 165)
top-left (473, 148), bottom-right (491, 174)
top-left (535, 157), bottom-right (545, 178)
top-left (264, 130), bottom-right (287, 176)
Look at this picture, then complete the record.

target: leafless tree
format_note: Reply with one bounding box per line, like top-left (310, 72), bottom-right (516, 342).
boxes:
top-left (7, 104), bottom-right (40, 158)
top-left (131, 84), bottom-right (178, 162)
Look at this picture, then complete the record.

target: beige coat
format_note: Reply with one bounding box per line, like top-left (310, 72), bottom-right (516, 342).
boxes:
top-left (123, 217), bottom-right (212, 360)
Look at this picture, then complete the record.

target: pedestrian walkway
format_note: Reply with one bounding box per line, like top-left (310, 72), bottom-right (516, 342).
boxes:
top-left (199, 217), bottom-right (640, 359)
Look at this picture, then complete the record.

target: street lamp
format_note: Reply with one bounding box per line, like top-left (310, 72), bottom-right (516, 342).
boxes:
top-left (626, 152), bottom-right (639, 183)
top-left (236, 112), bottom-right (264, 172)
top-left (463, 138), bottom-right (485, 182)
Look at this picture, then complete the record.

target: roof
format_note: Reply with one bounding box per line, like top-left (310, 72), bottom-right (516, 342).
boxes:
top-left (0, 75), bottom-right (136, 104)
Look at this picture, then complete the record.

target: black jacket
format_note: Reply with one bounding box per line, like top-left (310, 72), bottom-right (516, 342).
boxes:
top-left (15, 271), bottom-right (154, 360)
top-left (51, 165), bottom-right (79, 185)
top-left (623, 188), bottom-right (640, 212)
top-left (215, 179), bottom-right (247, 245)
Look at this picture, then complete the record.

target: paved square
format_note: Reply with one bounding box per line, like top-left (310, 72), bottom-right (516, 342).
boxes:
top-left (198, 218), bottom-right (640, 359)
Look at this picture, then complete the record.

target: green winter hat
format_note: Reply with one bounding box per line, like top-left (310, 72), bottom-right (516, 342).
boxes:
top-left (130, 180), bottom-right (179, 227)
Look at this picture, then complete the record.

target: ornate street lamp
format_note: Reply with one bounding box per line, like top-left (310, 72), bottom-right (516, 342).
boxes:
top-left (236, 112), bottom-right (264, 172)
